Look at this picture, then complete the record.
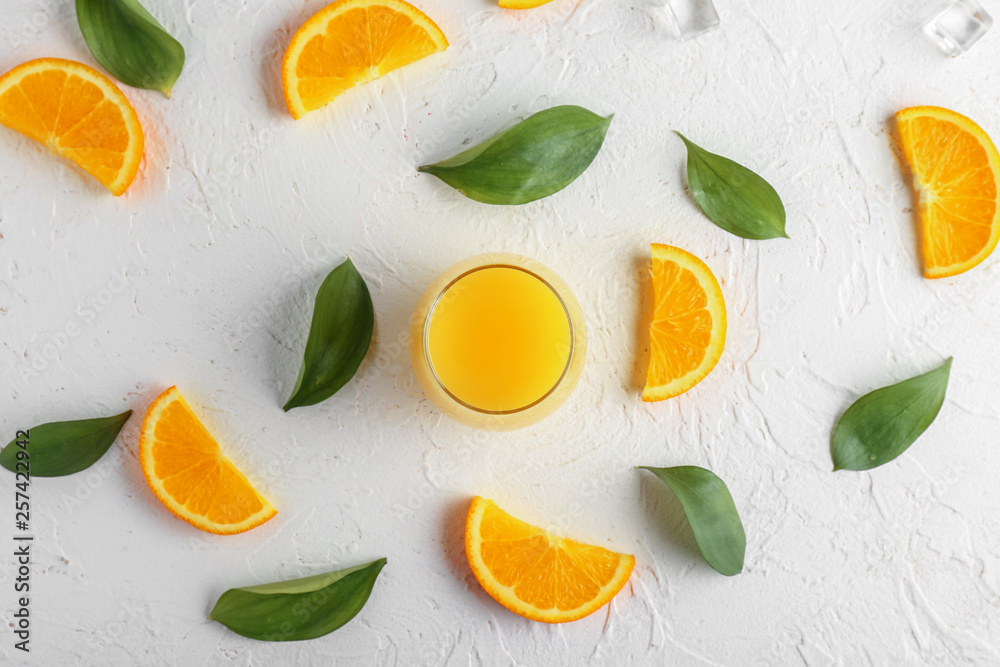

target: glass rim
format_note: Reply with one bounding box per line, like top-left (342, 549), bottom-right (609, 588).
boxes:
top-left (422, 263), bottom-right (575, 416)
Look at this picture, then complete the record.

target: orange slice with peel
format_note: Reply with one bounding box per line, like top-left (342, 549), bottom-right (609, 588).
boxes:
top-left (465, 496), bottom-right (635, 623)
top-left (139, 386), bottom-right (277, 535)
top-left (0, 58), bottom-right (143, 196)
top-left (893, 106), bottom-right (1000, 278)
top-left (642, 243), bottom-right (726, 402)
top-left (499, 0), bottom-right (557, 8)
top-left (281, 0), bottom-right (448, 120)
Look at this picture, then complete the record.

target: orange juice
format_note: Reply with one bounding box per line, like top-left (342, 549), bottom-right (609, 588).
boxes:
top-left (410, 253), bottom-right (586, 430)
top-left (427, 266), bottom-right (571, 412)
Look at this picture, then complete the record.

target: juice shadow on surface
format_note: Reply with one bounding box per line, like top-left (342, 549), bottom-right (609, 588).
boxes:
top-left (441, 496), bottom-right (471, 572)
top-left (631, 251), bottom-right (652, 394)
top-left (268, 274), bottom-right (318, 410)
top-left (440, 495), bottom-right (494, 604)
top-left (117, 385), bottom-right (162, 482)
top-left (638, 469), bottom-right (702, 565)
top-left (885, 113), bottom-right (924, 278)
top-left (259, 6), bottom-right (306, 118)
top-left (125, 94), bottom-right (167, 202)
top-left (267, 263), bottom-right (388, 410)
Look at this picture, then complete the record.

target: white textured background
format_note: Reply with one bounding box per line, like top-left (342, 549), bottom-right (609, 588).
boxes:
top-left (2, 0), bottom-right (1000, 664)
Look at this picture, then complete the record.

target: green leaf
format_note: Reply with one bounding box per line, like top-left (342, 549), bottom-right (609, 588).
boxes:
top-left (418, 105), bottom-right (613, 205)
top-left (0, 410), bottom-right (131, 477)
top-left (76, 0), bottom-right (185, 96)
top-left (677, 132), bottom-right (788, 240)
top-left (832, 357), bottom-right (953, 472)
top-left (640, 465), bottom-right (746, 576)
top-left (283, 258), bottom-right (374, 411)
top-left (209, 558), bottom-right (387, 642)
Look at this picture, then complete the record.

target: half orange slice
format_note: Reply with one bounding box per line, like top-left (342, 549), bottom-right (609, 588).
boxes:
top-left (139, 387), bottom-right (277, 535)
top-left (281, 0), bottom-right (448, 120)
top-left (642, 244), bottom-right (727, 402)
top-left (0, 58), bottom-right (143, 195)
top-left (894, 106), bottom-right (1000, 278)
top-left (465, 496), bottom-right (634, 623)
top-left (499, 0), bottom-right (557, 8)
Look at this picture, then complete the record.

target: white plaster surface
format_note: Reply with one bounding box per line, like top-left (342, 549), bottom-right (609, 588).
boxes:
top-left (2, 0), bottom-right (1000, 664)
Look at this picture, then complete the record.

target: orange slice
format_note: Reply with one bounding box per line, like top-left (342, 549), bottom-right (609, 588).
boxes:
top-left (139, 386), bottom-right (277, 535)
top-left (642, 243), bottom-right (726, 402)
top-left (499, 0), bottom-right (557, 8)
top-left (465, 496), bottom-right (635, 623)
top-left (0, 58), bottom-right (143, 196)
top-left (894, 106), bottom-right (1000, 278)
top-left (281, 0), bottom-right (448, 120)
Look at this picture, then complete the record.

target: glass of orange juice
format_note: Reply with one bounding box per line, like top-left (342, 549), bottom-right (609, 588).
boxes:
top-left (410, 253), bottom-right (586, 430)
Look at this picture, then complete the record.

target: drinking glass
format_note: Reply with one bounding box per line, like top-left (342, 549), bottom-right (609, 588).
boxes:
top-left (409, 253), bottom-right (587, 431)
